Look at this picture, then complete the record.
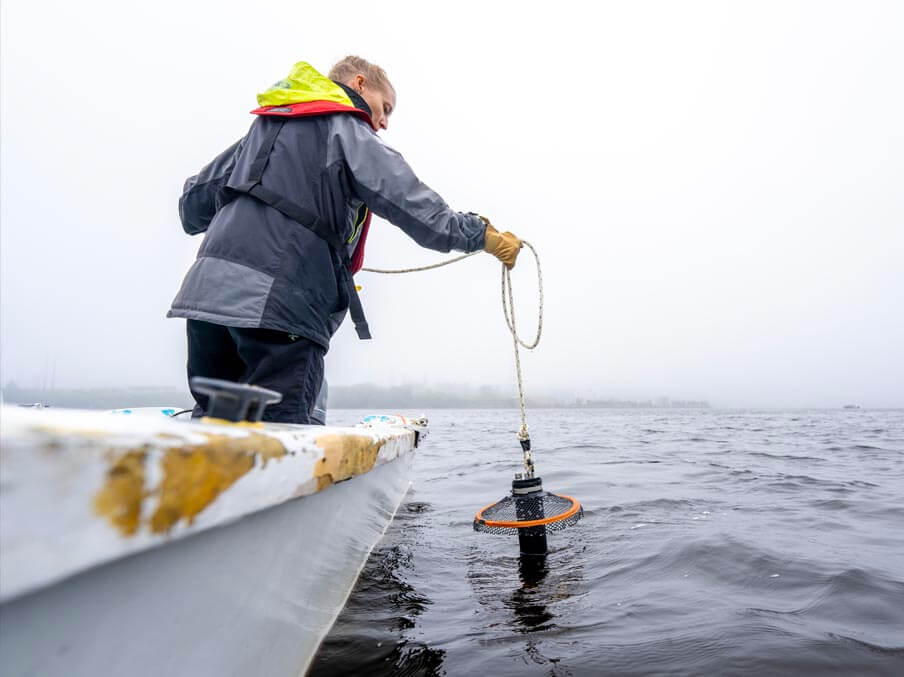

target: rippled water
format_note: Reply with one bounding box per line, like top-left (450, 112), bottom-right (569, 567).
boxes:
top-left (312, 409), bottom-right (904, 675)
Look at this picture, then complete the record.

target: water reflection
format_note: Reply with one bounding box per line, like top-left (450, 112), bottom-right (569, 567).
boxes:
top-left (465, 543), bottom-right (584, 674)
top-left (311, 500), bottom-right (445, 676)
top-left (518, 552), bottom-right (549, 587)
top-left (467, 540), bottom-right (585, 674)
top-left (512, 554), bottom-right (554, 632)
top-left (382, 640), bottom-right (446, 676)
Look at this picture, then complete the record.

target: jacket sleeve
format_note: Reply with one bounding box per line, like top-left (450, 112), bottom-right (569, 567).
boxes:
top-left (178, 137), bottom-right (245, 235)
top-left (329, 115), bottom-right (486, 253)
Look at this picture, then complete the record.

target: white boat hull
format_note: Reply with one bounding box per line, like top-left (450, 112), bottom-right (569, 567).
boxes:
top-left (0, 406), bottom-right (423, 676)
top-left (0, 452), bottom-right (411, 676)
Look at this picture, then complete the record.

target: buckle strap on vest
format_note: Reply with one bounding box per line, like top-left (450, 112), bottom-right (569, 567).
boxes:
top-left (344, 274), bottom-right (371, 339)
top-left (235, 118), bottom-right (372, 340)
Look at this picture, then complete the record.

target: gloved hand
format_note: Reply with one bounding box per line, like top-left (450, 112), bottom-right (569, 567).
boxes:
top-left (481, 217), bottom-right (522, 269)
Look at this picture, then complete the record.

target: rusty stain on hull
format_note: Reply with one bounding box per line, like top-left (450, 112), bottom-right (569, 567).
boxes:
top-left (93, 450), bottom-right (147, 535)
top-left (314, 434), bottom-right (386, 489)
top-left (94, 432), bottom-right (287, 536)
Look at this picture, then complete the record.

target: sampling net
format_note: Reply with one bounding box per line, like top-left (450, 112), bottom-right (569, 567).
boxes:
top-left (473, 492), bottom-right (583, 535)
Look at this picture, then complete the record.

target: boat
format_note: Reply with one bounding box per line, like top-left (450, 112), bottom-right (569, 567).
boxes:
top-left (0, 402), bottom-right (426, 676)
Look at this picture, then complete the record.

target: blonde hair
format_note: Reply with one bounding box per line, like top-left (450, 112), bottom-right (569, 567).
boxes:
top-left (328, 55), bottom-right (395, 96)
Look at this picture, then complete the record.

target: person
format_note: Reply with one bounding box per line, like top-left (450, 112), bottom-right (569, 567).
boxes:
top-left (168, 56), bottom-right (522, 424)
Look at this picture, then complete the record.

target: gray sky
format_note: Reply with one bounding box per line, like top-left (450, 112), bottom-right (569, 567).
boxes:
top-left (1, 1), bottom-right (902, 408)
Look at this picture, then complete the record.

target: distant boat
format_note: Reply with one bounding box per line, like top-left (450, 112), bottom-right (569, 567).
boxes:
top-left (843, 404), bottom-right (861, 410)
top-left (0, 404), bottom-right (426, 676)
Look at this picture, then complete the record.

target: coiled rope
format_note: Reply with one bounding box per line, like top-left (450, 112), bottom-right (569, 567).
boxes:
top-left (362, 242), bottom-right (543, 471)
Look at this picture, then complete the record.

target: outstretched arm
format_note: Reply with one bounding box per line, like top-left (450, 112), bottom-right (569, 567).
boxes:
top-left (329, 115), bottom-right (486, 253)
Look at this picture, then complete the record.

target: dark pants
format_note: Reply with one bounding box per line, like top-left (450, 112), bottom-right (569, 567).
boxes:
top-left (186, 319), bottom-right (325, 424)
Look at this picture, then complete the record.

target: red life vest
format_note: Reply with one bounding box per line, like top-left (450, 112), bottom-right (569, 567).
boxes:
top-left (252, 100), bottom-right (375, 275)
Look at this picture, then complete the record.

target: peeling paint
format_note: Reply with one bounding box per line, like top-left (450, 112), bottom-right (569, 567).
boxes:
top-left (314, 434), bottom-right (386, 489)
top-left (3, 404), bottom-right (426, 602)
top-left (150, 433), bottom-right (287, 533)
top-left (93, 451), bottom-right (147, 535)
top-left (94, 433), bottom-right (287, 536)
top-left (91, 426), bottom-right (397, 537)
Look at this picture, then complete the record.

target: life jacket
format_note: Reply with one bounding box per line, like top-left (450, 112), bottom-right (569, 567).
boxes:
top-left (252, 62), bottom-right (375, 275)
top-left (215, 62), bottom-right (378, 338)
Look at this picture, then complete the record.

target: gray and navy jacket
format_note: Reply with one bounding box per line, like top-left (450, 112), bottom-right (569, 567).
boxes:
top-left (168, 83), bottom-right (486, 350)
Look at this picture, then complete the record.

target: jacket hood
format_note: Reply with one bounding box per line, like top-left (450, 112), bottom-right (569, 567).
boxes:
top-left (255, 61), bottom-right (374, 129)
top-left (258, 62), bottom-right (355, 108)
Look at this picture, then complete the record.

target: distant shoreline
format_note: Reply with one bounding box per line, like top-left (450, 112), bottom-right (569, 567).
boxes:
top-left (1, 383), bottom-right (711, 411)
top-left (3, 385), bottom-right (896, 410)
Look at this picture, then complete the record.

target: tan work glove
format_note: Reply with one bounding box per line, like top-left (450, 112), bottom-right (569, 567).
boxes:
top-left (481, 217), bottom-right (522, 269)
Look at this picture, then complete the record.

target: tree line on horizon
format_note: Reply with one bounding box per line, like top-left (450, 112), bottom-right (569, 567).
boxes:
top-left (1, 382), bottom-right (710, 410)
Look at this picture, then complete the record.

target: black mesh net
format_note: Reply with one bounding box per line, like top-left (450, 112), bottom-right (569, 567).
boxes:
top-left (473, 491), bottom-right (583, 535)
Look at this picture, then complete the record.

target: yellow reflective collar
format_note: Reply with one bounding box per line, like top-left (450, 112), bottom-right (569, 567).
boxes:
top-left (257, 62), bottom-right (354, 108)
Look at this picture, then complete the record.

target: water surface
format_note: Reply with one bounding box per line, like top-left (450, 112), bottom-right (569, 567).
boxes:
top-left (312, 409), bottom-right (904, 675)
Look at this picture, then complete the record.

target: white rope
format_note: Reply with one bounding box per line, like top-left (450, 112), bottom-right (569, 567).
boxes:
top-left (361, 251), bottom-right (479, 274)
top-left (361, 242), bottom-right (543, 476)
top-left (500, 241), bottom-right (542, 448)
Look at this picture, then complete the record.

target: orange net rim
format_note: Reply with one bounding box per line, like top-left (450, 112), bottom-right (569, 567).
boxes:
top-left (474, 494), bottom-right (582, 529)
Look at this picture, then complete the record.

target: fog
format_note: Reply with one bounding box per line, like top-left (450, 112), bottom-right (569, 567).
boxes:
top-left (2, 1), bottom-right (902, 408)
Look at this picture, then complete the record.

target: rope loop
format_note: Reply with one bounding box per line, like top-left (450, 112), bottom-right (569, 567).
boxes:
top-left (361, 240), bottom-right (543, 474)
top-left (501, 240), bottom-right (543, 350)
